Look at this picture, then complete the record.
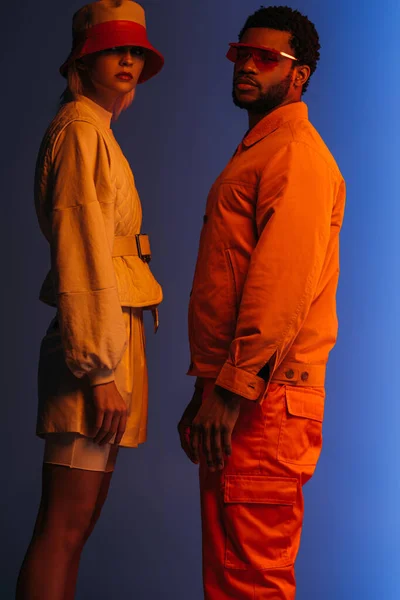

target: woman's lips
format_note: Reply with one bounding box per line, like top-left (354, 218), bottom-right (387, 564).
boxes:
top-left (116, 73), bottom-right (133, 81)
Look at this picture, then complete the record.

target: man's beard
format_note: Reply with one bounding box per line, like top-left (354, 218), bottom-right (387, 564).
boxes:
top-left (232, 70), bottom-right (293, 114)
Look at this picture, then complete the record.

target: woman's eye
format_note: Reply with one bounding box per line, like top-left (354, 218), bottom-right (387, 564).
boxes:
top-left (100, 46), bottom-right (144, 57)
top-left (100, 47), bottom-right (119, 55)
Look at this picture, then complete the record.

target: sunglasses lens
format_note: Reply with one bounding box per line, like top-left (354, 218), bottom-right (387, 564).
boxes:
top-left (227, 46), bottom-right (280, 69)
top-left (226, 47), bottom-right (237, 62)
top-left (236, 48), bottom-right (251, 63)
top-left (253, 49), bottom-right (279, 69)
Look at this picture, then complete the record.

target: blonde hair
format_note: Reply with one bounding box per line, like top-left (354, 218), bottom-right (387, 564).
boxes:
top-left (59, 59), bottom-right (135, 121)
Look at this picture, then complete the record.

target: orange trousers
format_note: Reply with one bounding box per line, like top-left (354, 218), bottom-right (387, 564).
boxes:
top-left (199, 379), bottom-right (325, 600)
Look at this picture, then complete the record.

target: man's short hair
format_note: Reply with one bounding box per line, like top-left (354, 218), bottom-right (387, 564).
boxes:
top-left (239, 5), bottom-right (321, 94)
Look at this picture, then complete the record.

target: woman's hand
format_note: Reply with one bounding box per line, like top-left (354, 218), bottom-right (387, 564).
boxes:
top-left (91, 381), bottom-right (128, 446)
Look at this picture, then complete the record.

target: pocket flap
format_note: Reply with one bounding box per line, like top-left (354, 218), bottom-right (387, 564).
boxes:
top-left (224, 475), bottom-right (297, 505)
top-left (285, 387), bottom-right (325, 422)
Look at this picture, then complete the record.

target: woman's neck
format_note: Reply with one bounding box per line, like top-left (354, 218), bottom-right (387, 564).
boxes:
top-left (81, 88), bottom-right (116, 113)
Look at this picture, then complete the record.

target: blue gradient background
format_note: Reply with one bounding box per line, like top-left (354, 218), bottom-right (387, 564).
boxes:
top-left (1, 0), bottom-right (398, 598)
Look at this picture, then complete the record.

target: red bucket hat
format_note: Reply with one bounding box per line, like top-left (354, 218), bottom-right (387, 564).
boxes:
top-left (59, 0), bottom-right (164, 84)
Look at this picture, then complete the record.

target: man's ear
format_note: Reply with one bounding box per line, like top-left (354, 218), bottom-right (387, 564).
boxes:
top-left (294, 64), bottom-right (311, 89)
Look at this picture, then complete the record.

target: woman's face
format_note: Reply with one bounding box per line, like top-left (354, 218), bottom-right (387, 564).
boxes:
top-left (80, 46), bottom-right (146, 106)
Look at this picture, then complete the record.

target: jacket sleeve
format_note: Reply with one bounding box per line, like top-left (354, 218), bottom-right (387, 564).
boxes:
top-left (215, 141), bottom-right (335, 401)
top-left (49, 120), bottom-right (127, 386)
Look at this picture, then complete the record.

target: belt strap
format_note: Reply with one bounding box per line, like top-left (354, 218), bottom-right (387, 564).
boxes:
top-left (112, 235), bottom-right (151, 263)
top-left (271, 361), bottom-right (326, 387)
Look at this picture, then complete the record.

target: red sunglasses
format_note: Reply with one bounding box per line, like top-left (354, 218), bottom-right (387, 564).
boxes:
top-left (226, 43), bottom-right (297, 71)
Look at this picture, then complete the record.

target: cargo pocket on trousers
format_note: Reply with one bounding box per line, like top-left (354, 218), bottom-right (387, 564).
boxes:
top-left (223, 475), bottom-right (298, 570)
top-left (277, 386), bottom-right (325, 466)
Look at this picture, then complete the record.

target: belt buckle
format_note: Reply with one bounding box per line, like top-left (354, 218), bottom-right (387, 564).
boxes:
top-left (135, 234), bottom-right (151, 263)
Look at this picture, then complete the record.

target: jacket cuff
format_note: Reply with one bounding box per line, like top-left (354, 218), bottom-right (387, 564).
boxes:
top-left (215, 362), bottom-right (267, 401)
top-left (88, 369), bottom-right (115, 387)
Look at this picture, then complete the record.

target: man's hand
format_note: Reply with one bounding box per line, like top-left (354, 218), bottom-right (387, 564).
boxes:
top-left (190, 386), bottom-right (241, 472)
top-left (91, 381), bottom-right (128, 446)
top-left (177, 388), bottom-right (203, 464)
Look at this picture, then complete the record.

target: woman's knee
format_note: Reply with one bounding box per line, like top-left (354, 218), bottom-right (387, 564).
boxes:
top-left (38, 499), bottom-right (97, 552)
top-left (82, 471), bottom-right (114, 540)
top-left (36, 464), bottom-right (106, 550)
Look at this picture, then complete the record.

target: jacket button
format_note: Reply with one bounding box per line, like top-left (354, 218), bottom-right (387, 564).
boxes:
top-left (285, 369), bottom-right (294, 379)
top-left (203, 215), bottom-right (208, 224)
top-left (301, 371), bottom-right (309, 382)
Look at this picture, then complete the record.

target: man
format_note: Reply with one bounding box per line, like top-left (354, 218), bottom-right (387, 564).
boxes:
top-left (178, 5), bottom-right (345, 600)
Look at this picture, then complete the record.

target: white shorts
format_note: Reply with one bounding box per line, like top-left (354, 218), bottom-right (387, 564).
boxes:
top-left (43, 433), bottom-right (119, 473)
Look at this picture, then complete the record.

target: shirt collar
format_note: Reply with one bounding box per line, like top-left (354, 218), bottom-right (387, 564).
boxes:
top-left (76, 94), bottom-right (113, 129)
top-left (242, 101), bottom-right (309, 148)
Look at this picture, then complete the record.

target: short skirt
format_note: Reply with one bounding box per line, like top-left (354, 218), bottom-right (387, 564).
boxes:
top-left (43, 432), bottom-right (119, 472)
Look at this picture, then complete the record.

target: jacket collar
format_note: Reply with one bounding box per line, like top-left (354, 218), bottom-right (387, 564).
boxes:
top-left (75, 94), bottom-right (113, 129)
top-left (242, 101), bottom-right (308, 148)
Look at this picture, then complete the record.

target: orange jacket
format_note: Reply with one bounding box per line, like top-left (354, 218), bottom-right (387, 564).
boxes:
top-left (187, 102), bottom-right (346, 402)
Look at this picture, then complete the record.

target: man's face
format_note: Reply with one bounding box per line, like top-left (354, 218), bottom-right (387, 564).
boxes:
top-left (232, 28), bottom-right (297, 114)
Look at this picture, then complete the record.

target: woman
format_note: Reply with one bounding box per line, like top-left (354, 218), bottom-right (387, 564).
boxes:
top-left (16, 2), bottom-right (164, 598)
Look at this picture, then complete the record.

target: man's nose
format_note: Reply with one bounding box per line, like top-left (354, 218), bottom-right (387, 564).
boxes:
top-left (237, 55), bottom-right (257, 73)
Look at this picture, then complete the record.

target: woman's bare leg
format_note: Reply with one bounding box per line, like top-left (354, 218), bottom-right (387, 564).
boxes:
top-left (62, 469), bottom-right (114, 600)
top-left (62, 445), bottom-right (119, 600)
top-left (15, 462), bottom-right (111, 600)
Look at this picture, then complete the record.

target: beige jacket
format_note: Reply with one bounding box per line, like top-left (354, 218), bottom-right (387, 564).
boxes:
top-left (35, 95), bottom-right (162, 386)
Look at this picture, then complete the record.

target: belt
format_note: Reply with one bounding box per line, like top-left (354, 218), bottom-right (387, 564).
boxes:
top-left (271, 361), bottom-right (326, 387)
top-left (112, 234), bottom-right (152, 263)
top-left (111, 234), bottom-right (158, 333)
